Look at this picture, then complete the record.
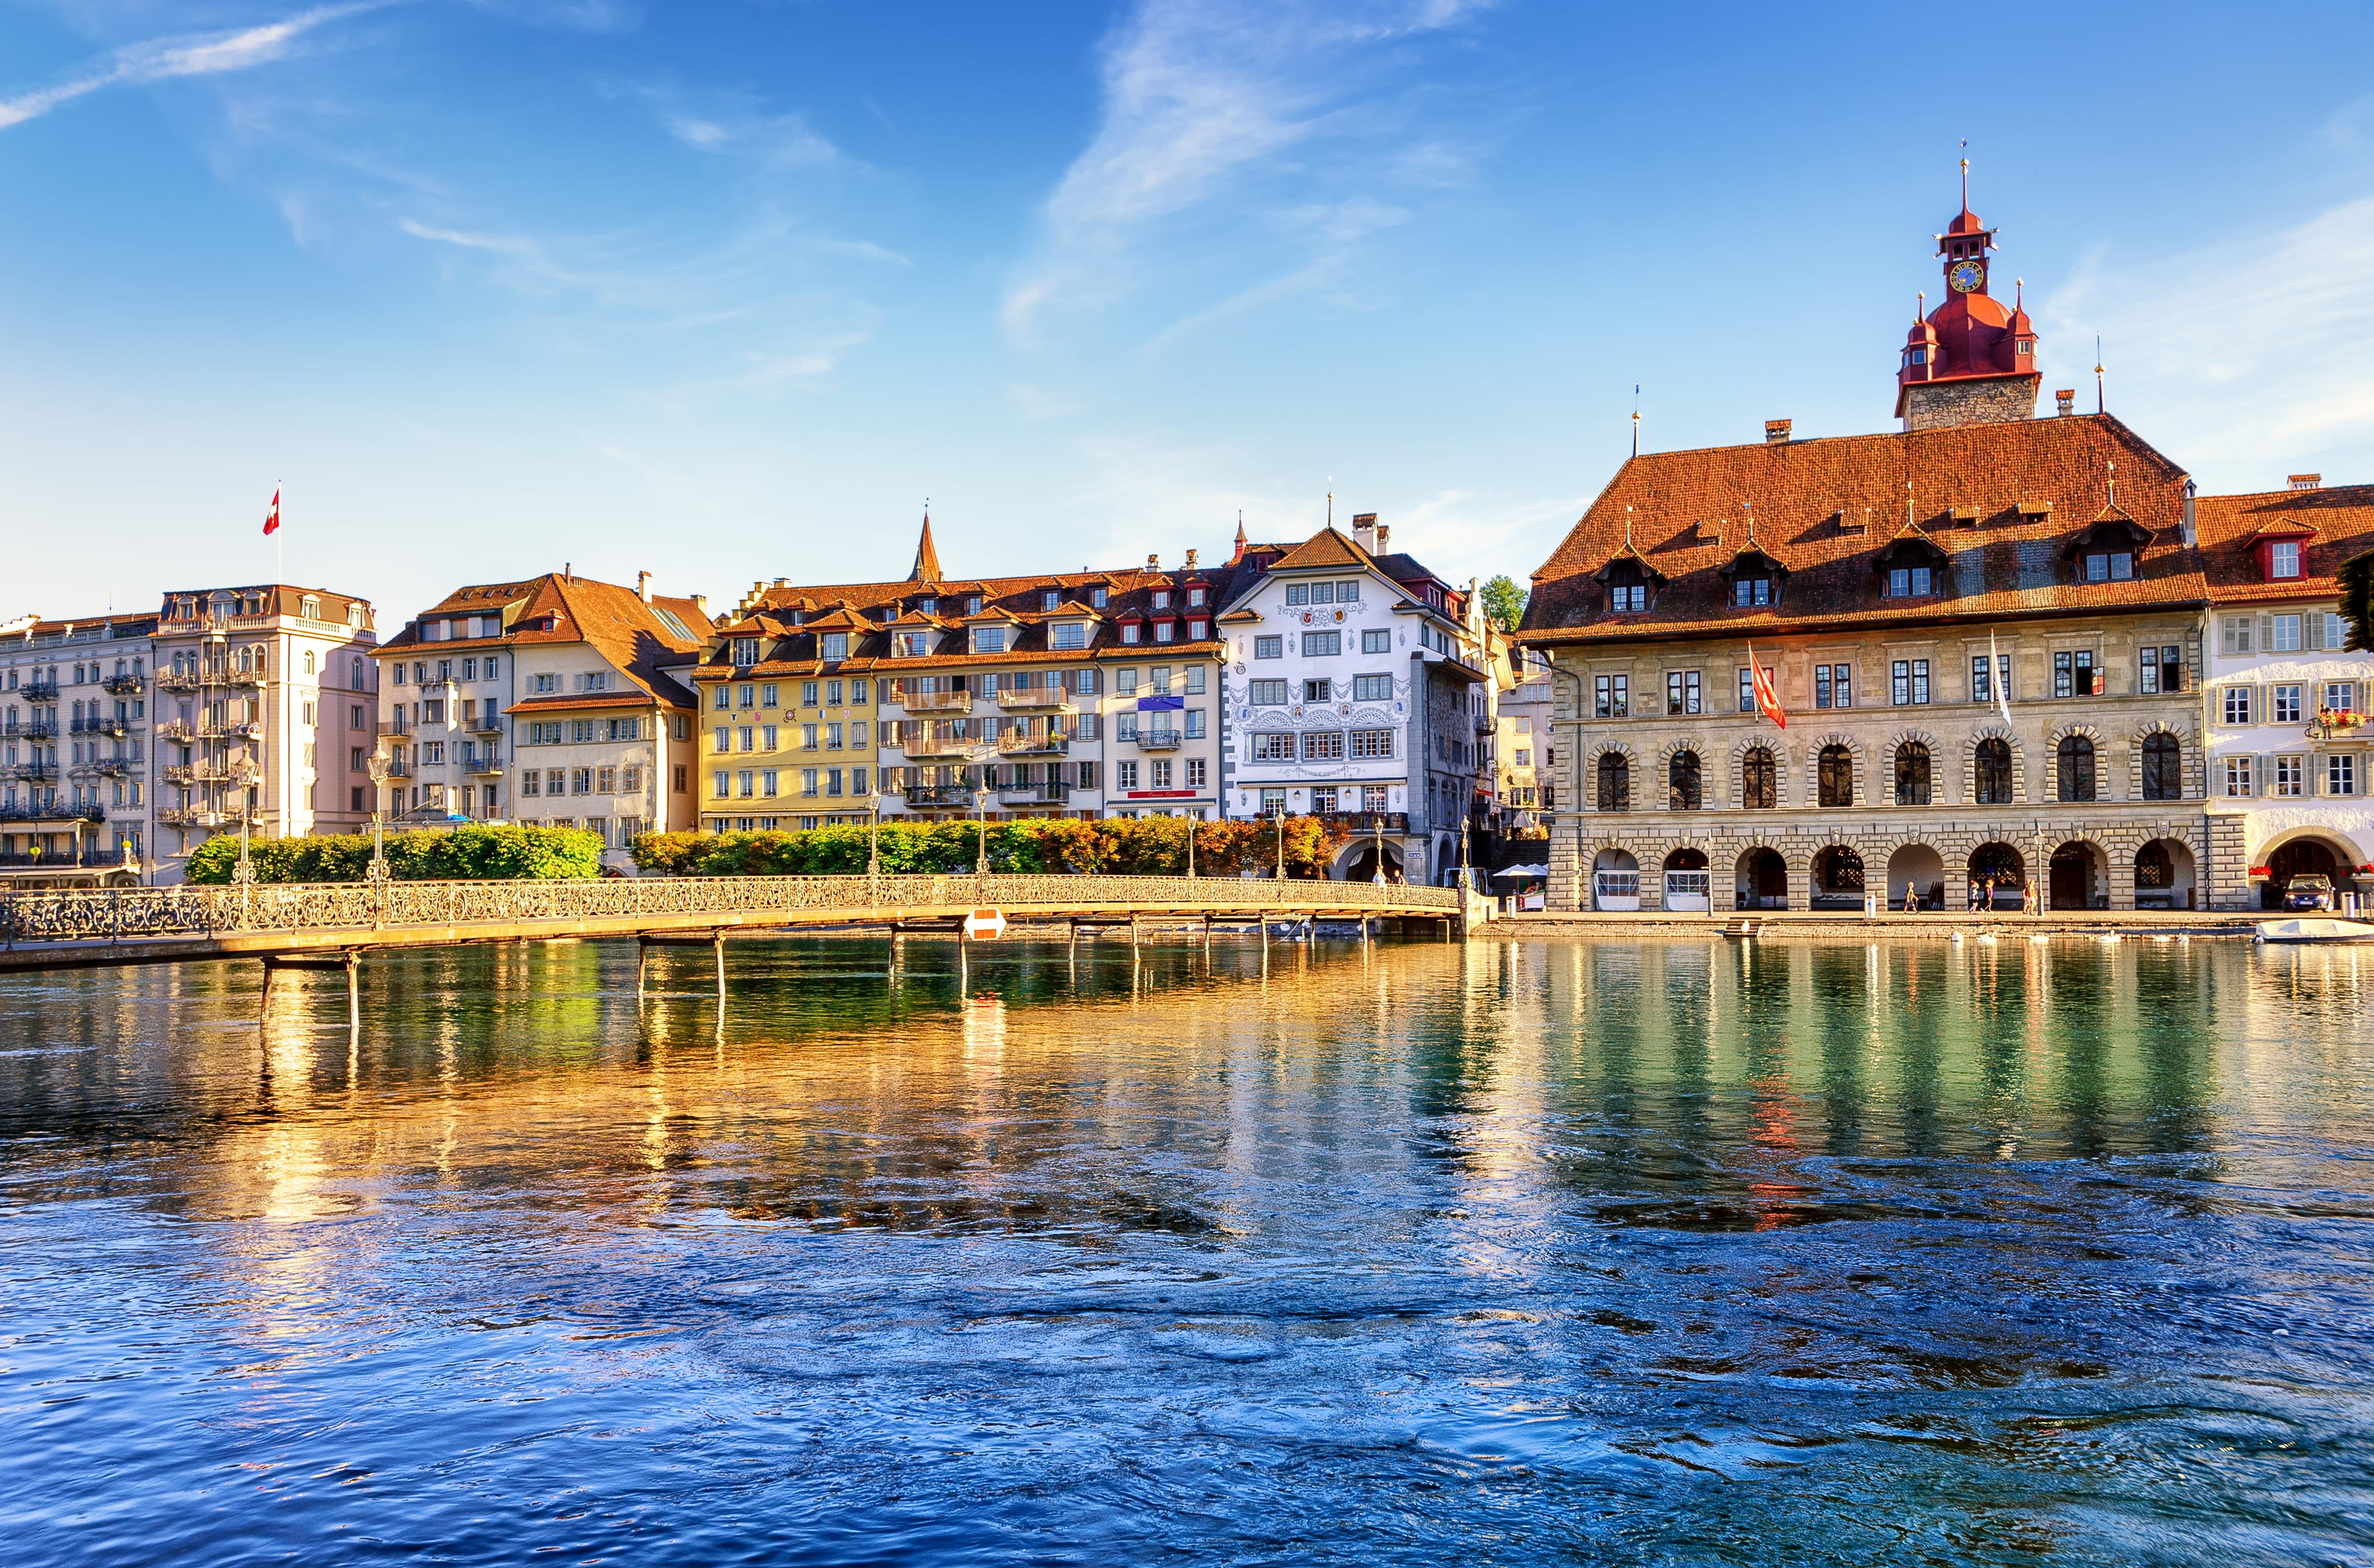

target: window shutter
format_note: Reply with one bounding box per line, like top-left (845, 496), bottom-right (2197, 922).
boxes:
top-left (2309, 612), bottom-right (2331, 651)
top-left (2260, 614), bottom-right (2277, 652)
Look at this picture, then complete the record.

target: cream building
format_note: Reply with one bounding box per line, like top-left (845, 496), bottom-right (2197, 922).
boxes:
top-left (376, 570), bottom-right (708, 862)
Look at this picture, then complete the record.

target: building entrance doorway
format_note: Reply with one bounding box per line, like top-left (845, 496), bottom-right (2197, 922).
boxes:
top-left (2049, 841), bottom-right (2104, 911)
top-left (2264, 838), bottom-right (2347, 910)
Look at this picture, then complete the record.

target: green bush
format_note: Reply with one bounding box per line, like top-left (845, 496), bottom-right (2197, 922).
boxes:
top-left (184, 825), bottom-right (606, 884)
top-left (631, 816), bottom-right (1353, 879)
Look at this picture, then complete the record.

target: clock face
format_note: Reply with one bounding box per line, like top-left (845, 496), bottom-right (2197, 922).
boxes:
top-left (1948, 260), bottom-right (1985, 294)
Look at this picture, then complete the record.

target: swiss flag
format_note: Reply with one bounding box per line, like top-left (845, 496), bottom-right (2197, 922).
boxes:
top-left (262, 486), bottom-right (281, 536)
top-left (1747, 643), bottom-right (1786, 729)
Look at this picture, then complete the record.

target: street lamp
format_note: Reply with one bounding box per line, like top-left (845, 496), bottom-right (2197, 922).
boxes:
top-left (364, 744), bottom-right (391, 884)
top-left (1274, 800), bottom-right (1286, 880)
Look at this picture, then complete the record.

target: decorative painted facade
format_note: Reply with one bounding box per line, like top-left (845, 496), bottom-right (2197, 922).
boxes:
top-left (1214, 514), bottom-right (1488, 883)
top-left (2196, 480), bottom-right (2374, 908)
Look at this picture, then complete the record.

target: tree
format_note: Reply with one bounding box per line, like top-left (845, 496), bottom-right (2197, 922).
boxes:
top-left (1480, 574), bottom-right (1529, 632)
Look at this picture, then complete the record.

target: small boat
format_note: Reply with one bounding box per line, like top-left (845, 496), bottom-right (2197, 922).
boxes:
top-left (2254, 917), bottom-right (2374, 944)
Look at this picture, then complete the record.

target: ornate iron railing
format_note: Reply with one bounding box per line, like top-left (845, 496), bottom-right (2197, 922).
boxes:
top-left (0, 871), bottom-right (1463, 945)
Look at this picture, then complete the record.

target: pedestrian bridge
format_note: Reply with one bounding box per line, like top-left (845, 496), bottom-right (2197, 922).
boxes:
top-left (0, 873), bottom-right (1477, 975)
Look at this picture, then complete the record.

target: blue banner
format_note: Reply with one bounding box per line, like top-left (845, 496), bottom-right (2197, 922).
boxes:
top-left (1136, 694), bottom-right (1184, 710)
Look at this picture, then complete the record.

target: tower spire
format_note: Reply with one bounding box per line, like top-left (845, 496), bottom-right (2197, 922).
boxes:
top-left (908, 503), bottom-right (942, 584)
top-left (1232, 509), bottom-right (1248, 563)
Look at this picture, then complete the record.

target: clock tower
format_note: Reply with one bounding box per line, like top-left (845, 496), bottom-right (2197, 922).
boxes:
top-left (1895, 167), bottom-right (2042, 431)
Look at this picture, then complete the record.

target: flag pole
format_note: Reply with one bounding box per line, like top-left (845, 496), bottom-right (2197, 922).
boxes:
top-left (275, 479), bottom-right (284, 585)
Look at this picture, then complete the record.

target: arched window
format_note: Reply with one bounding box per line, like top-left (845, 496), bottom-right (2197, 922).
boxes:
top-left (1974, 737), bottom-right (2013, 804)
top-left (1740, 746), bottom-right (1776, 809)
top-left (1596, 752), bottom-right (1630, 812)
top-left (1818, 744), bottom-right (1853, 807)
top-left (302, 649), bottom-right (317, 676)
top-left (1669, 750), bottom-right (1702, 810)
top-left (2057, 735), bottom-right (2096, 802)
top-left (1894, 741), bottom-right (1931, 806)
top-left (351, 657), bottom-right (365, 688)
top-left (2141, 732), bottom-right (2182, 800)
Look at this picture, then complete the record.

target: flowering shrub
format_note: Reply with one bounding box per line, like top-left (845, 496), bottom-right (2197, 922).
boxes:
top-left (634, 815), bottom-right (1354, 879)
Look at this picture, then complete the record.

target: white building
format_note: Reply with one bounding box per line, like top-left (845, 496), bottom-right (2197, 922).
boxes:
top-left (1215, 514), bottom-right (1489, 882)
top-left (2198, 480), bottom-right (2374, 909)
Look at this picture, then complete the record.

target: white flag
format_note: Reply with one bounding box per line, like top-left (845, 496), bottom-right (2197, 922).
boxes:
top-left (1989, 629), bottom-right (2012, 726)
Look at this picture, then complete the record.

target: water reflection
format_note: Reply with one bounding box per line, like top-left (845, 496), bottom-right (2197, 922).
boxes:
top-left (2, 933), bottom-right (2370, 1566)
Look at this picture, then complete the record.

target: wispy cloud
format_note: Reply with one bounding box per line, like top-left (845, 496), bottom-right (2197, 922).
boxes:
top-left (1004, 0), bottom-right (1493, 341)
top-left (2042, 194), bottom-right (2374, 481)
top-left (599, 80), bottom-right (845, 168)
top-left (0, 3), bottom-right (387, 131)
top-left (1144, 196), bottom-right (1408, 353)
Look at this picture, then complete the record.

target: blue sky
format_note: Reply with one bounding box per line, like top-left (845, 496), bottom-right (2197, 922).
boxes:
top-left (5, 1), bottom-right (2373, 626)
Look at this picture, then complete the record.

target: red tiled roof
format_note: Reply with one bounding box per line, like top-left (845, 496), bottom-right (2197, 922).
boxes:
top-left (380, 573), bottom-right (713, 705)
top-left (1518, 413), bottom-right (2205, 645)
top-left (2196, 484), bottom-right (2374, 605)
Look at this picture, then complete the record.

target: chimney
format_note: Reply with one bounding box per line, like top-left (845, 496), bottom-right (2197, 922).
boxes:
top-left (690, 594), bottom-right (708, 619)
top-left (636, 570), bottom-right (652, 603)
top-left (1352, 512), bottom-right (1380, 553)
top-left (1184, 548), bottom-right (1198, 569)
top-left (2055, 389), bottom-right (2076, 417)
top-left (2290, 472), bottom-right (2323, 491)
top-left (563, 561), bottom-right (572, 581)
top-left (1763, 418), bottom-right (1792, 445)
top-left (1147, 553), bottom-right (1160, 571)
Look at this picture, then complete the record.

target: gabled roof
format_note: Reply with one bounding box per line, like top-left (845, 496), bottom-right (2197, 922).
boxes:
top-left (380, 571), bottom-right (713, 707)
top-left (2196, 483), bottom-right (2374, 605)
top-left (1267, 526), bottom-right (1374, 573)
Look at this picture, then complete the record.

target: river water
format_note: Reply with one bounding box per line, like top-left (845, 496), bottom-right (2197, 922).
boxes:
top-left (3, 933), bottom-right (2372, 1566)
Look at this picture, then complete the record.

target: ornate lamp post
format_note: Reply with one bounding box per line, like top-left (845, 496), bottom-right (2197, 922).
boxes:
top-left (867, 798), bottom-right (881, 879)
top-left (1185, 812), bottom-right (1196, 880)
top-left (1274, 800), bottom-right (1286, 881)
top-left (1372, 811), bottom-right (1386, 885)
top-left (229, 761), bottom-right (259, 927)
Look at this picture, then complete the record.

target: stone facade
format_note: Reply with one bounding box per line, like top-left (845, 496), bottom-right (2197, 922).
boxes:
top-left (1901, 374), bottom-right (2039, 433)
top-left (1540, 612), bottom-right (2212, 911)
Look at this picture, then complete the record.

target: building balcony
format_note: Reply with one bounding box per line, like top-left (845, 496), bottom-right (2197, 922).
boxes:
top-left (902, 784), bottom-right (977, 809)
top-left (996, 688), bottom-right (1074, 711)
top-left (997, 731), bottom-right (1071, 756)
top-left (201, 721), bottom-right (262, 740)
top-left (13, 720), bottom-right (58, 741)
top-left (155, 720), bottom-right (195, 743)
top-left (465, 751), bottom-right (503, 775)
top-left (162, 763), bottom-right (237, 785)
top-left (157, 669), bottom-right (260, 692)
top-left (0, 849), bottom-right (136, 874)
top-left (6, 762), bottom-right (59, 783)
top-left (902, 731), bottom-right (977, 759)
top-left (898, 689), bottom-right (974, 713)
top-left (383, 758), bottom-right (412, 778)
top-left (1, 800), bottom-right (98, 823)
top-left (71, 758), bottom-right (134, 779)
top-left (1130, 729), bottom-right (1184, 750)
top-left (101, 674), bottom-right (147, 695)
top-left (70, 717), bottom-right (129, 738)
top-left (17, 680), bottom-right (59, 702)
top-left (999, 783), bottom-right (1073, 807)
top-left (467, 716), bottom-right (503, 735)
top-left (379, 717), bottom-right (410, 738)
top-left (1322, 810), bottom-right (1410, 835)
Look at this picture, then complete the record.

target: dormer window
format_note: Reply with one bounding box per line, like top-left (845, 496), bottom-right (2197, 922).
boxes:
top-left (1733, 576), bottom-right (1776, 607)
top-left (1155, 621), bottom-right (1174, 643)
top-left (2083, 551), bottom-right (2134, 583)
top-left (917, 598), bottom-right (936, 616)
top-left (1121, 623), bottom-right (1141, 645)
top-left (1886, 565), bottom-right (1936, 597)
top-left (1188, 587), bottom-right (1206, 607)
top-left (1153, 589), bottom-right (1171, 609)
top-left (973, 626), bottom-right (1007, 654)
top-left (1052, 621), bottom-right (1087, 651)
top-left (1188, 618), bottom-right (1209, 640)
top-left (732, 636), bottom-right (760, 666)
top-left (967, 596), bottom-right (983, 615)
top-left (1091, 587), bottom-right (1108, 609)
top-left (821, 632), bottom-right (849, 662)
top-left (2270, 541), bottom-right (2303, 579)
top-left (894, 631), bottom-right (931, 657)
top-left (1607, 563), bottom-right (1650, 614)
top-left (1908, 347), bottom-right (1928, 366)
top-left (1042, 590), bottom-right (1059, 612)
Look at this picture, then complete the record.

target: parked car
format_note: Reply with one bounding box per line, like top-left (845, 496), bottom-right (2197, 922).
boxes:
top-left (2284, 873), bottom-right (2336, 912)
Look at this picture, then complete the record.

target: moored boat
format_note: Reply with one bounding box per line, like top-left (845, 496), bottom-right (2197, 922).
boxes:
top-left (2254, 917), bottom-right (2374, 944)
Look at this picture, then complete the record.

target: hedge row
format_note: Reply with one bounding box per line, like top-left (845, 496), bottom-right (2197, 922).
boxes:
top-left (632, 815), bottom-right (1356, 879)
top-left (184, 825), bottom-right (606, 884)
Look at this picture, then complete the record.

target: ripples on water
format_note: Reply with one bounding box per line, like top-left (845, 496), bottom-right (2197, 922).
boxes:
top-left (3, 933), bottom-right (2373, 1566)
